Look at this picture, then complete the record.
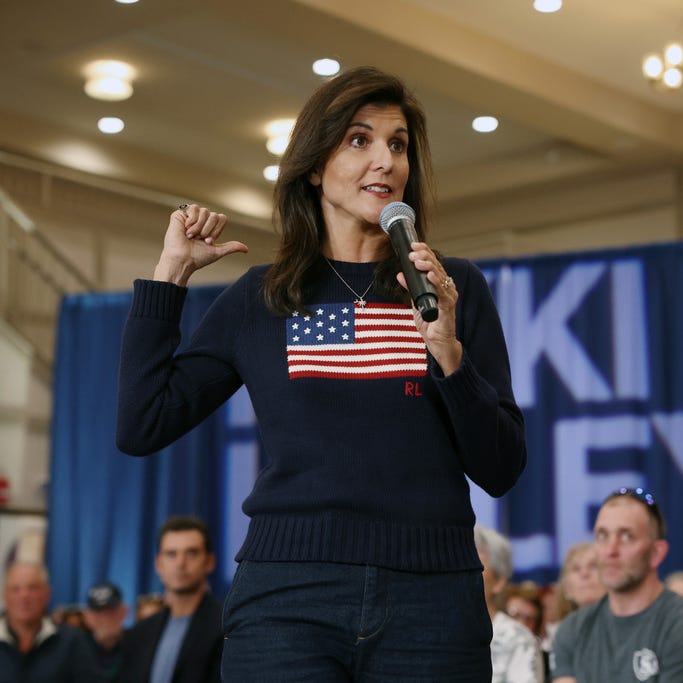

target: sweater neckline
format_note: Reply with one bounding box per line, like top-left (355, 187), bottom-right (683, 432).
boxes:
top-left (323, 258), bottom-right (378, 277)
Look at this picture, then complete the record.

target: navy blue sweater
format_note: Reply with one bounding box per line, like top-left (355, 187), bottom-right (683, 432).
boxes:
top-left (117, 257), bottom-right (526, 572)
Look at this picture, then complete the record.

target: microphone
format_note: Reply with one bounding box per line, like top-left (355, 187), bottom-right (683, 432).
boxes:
top-left (379, 201), bottom-right (439, 322)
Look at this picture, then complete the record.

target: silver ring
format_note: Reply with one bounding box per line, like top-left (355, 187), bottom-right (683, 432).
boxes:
top-left (442, 276), bottom-right (454, 289)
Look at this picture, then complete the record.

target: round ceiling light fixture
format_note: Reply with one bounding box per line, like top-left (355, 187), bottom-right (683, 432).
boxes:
top-left (472, 116), bottom-right (499, 133)
top-left (265, 118), bottom-right (296, 156)
top-left (263, 165), bottom-right (280, 182)
top-left (312, 58), bottom-right (340, 76)
top-left (83, 60), bottom-right (136, 101)
top-left (97, 117), bottom-right (125, 134)
top-left (533, 0), bottom-right (562, 13)
top-left (642, 42), bottom-right (682, 90)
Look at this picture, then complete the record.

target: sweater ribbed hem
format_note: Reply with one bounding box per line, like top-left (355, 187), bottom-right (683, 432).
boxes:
top-left (235, 513), bottom-right (482, 573)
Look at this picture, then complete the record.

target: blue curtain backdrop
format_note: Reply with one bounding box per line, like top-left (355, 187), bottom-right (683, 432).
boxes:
top-left (47, 242), bottom-right (683, 609)
top-left (46, 286), bottom-right (261, 611)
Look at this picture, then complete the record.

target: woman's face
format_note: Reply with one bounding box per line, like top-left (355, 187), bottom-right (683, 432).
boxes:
top-left (311, 103), bottom-right (410, 236)
top-left (562, 545), bottom-right (605, 607)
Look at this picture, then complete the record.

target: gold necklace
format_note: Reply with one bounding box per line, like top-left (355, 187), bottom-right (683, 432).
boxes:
top-left (325, 258), bottom-right (373, 308)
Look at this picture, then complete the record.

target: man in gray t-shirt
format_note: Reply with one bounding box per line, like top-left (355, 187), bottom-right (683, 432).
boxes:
top-left (551, 488), bottom-right (683, 682)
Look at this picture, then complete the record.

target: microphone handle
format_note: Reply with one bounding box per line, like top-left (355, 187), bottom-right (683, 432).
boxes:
top-left (387, 220), bottom-right (439, 322)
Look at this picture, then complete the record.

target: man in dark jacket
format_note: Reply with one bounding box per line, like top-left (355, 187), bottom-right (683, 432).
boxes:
top-left (119, 516), bottom-right (223, 683)
top-left (0, 562), bottom-right (106, 683)
top-left (82, 581), bottom-right (129, 682)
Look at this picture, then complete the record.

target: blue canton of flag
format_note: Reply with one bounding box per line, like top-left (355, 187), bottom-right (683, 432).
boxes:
top-left (286, 302), bottom-right (427, 379)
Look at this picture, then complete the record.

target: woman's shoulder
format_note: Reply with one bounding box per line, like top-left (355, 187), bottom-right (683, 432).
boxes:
top-left (441, 256), bottom-right (489, 291)
top-left (240, 263), bottom-right (272, 280)
top-left (217, 263), bottom-right (271, 293)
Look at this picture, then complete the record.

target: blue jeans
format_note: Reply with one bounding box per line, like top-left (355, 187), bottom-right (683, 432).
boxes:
top-left (221, 561), bottom-right (492, 682)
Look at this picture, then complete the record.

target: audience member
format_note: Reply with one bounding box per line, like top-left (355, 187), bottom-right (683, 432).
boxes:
top-left (59, 604), bottom-right (87, 630)
top-left (555, 542), bottom-right (605, 620)
top-left (135, 592), bottom-right (166, 621)
top-left (474, 525), bottom-right (544, 682)
top-left (505, 582), bottom-right (544, 639)
top-left (0, 562), bottom-right (106, 682)
top-left (82, 581), bottom-right (129, 682)
top-left (119, 515), bottom-right (223, 683)
top-left (551, 487), bottom-right (683, 682)
top-left (664, 570), bottom-right (683, 597)
top-left (541, 542), bottom-right (606, 681)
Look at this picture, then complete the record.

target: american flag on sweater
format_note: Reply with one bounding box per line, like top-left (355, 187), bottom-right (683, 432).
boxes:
top-left (286, 302), bottom-right (427, 379)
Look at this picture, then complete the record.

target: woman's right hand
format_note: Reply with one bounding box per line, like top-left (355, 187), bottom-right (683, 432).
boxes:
top-left (153, 204), bottom-right (249, 286)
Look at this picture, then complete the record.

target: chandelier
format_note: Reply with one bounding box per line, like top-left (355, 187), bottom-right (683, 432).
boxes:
top-left (642, 42), bottom-right (683, 90)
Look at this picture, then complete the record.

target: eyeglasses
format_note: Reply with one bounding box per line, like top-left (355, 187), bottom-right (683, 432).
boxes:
top-left (605, 487), bottom-right (666, 539)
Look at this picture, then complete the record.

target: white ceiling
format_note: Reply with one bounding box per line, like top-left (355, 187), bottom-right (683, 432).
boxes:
top-left (1, 0), bottom-right (682, 243)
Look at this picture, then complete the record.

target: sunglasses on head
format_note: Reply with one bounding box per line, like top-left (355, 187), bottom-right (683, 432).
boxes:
top-left (605, 487), bottom-right (666, 539)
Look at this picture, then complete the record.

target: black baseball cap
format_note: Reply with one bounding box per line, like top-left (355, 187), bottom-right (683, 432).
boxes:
top-left (86, 582), bottom-right (123, 610)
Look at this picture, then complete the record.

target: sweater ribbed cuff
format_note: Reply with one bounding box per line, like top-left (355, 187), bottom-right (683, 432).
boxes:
top-left (130, 279), bottom-right (188, 322)
top-left (430, 350), bottom-right (489, 407)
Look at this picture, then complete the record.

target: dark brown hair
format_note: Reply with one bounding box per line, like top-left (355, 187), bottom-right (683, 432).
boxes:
top-left (156, 515), bottom-right (213, 553)
top-left (263, 66), bottom-right (435, 315)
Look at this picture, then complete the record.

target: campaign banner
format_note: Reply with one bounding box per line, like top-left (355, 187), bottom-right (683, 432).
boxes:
top-left (474, 243), bottom-right (683, 580)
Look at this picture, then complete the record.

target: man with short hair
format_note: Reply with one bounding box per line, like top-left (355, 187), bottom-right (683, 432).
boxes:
top-left (0, 562), bottom-right (106, 682)
top-left (82, 581), bottom-right (129, 681)
top-left (119, 515), bottom-right (223, 683)
top-left (551, 487), bottom-right (683, 682)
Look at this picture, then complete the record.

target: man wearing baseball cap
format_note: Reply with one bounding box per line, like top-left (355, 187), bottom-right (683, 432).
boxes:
top-left (82, 581), bottom-right (129, 682)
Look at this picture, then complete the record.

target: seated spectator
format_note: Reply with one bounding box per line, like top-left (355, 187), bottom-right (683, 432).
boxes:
top-left (475, 525), bottom-right (544, 682)
top-left (82, 581), bottom-right (129, 682)
top-left (0, 562), bottom-right (106, 682)
top-left (664, 570), bottom-right (683, 597)
top-left (551, 487), bottom-right (683, 682)
top-left (505, 582), bottom-right (544, 639)
top-left (60, 604), bottom-right (87, 630)
top-left (135, 592), bottom-right (166, 621)
top-left (555, 542), bottom-right (605, 619)
top-left (541, 543), bottom-right (606, 681)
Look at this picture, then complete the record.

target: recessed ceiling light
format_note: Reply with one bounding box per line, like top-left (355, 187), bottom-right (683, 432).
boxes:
top-left (98, 117), bottom-right (125, 134)
top-left (84, 60), bottom-right (136, 81)
top-left (83, 60), bottom-right (136, 101)
top-left (115, 0), bottom-right (139, 3)
top-left (664, 43), bottom-right (683, 67)
top-left (533, 0), bottom-right (562, 12)
top-left (312, 58), bottom-right (340, 76)
top-left (265, 119), bottom-right (296, 137)
top-left (663, 67), bottom-right (683, 89)
top-left (263, 165), bottom-right (280, 182)
top-left (472, 116), bottom-right (498, 133)
top-left (85, 77), bottom-right (133, 101)
top-left (642, 54), bottom-right (664, 80)
top-left (265, 119), bottom-right (296, 156)
top-left (266, 136), bottom-right (290, 156)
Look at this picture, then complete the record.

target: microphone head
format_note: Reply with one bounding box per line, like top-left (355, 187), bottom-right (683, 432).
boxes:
top-left (379, 201), bottom-right (416, 233)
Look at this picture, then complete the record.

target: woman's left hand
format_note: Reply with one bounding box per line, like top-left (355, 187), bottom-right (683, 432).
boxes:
top-left (397, 242), bottom-right (463, 375)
